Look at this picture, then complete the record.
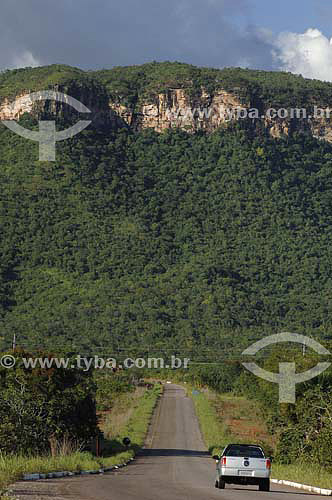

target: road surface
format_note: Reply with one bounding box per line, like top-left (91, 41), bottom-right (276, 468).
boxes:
top-left (66, 384), bottom-right (317, 499)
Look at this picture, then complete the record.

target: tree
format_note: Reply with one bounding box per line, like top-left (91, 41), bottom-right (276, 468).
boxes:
top-left (0, 349), bottom-right (98, 454)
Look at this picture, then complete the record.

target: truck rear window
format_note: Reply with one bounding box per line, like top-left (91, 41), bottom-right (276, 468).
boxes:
top-left (224, 445), bottom-right (264, 458)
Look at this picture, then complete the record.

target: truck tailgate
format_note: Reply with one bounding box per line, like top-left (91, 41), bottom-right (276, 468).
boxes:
top-left (224, 456), bottom-right (268, 472)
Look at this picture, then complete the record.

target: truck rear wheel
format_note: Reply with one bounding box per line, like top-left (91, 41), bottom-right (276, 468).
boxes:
top-left (259, 479), bottom-right (270, 492)
top-left (218, 478), bottom-right (226, 489)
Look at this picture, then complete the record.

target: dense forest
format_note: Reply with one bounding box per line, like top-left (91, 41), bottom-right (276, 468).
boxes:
top-left (1, 63), bottom-right (332, 361)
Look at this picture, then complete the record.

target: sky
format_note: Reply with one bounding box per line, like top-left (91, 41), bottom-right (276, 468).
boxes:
top-left (1, 0), bottom-right (332, 81)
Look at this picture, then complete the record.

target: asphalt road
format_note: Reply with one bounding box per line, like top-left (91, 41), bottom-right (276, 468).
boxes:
top-left (69, 384), bottom-right (318, 499)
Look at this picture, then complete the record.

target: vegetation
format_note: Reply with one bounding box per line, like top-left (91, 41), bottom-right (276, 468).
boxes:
top-left (188, 345), bottom-right (332, 472)
top-left (1, 62), bottom-right (332, 486)
top-left (100, 383), bottom-right (162, 457)
top-left (235, 353), bottom-right (332, 466)
top-left (93, 61), bottom-right (332, 107)
top-left (0, 376), bottom-right (162, 494)
top-left (2, 61), bottom-right (332, 109)
top-left (271, 464), bottom-right (332, 490)
top-left (0, 349), bottom-right (98, 455)
top-left (95, 370), bottom-right (135, 411)
top-left (191, 391), bottom-right (235, 456)
top-left (192, 388), bottom-right (273, 455)
top-left (2, 121), bottom-right (332, 354)
top-left (101, 387), bottom-right (146, 439)
top-left (0, 65), bottom-right (100, 102)
top-left (0, 452), bottom-right (101, 491)
top-left (212, 393), bottom-right (275, 453)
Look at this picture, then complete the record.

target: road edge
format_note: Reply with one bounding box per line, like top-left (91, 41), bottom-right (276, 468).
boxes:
top-left (271, 478), bottom-right (332, 496)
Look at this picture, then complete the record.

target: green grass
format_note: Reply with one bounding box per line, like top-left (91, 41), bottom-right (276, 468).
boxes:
top-left (271, 464), bottom-right (332, 490)
top-left (101, 384), bottom-right (163, 459)
top-left (191, 391), bottom-right (235, 456)
top-left (0, 452), bottom-right (100, 491)
top-left (0, 384), bottom-right (162, 496)
top-left (122, 385), bottom-right (162, 447)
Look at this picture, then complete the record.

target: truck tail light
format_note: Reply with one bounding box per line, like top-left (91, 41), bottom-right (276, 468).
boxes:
top-left (266, 459), bottom-right (271, 470)
top-left (222, 456), bottom-right (227, 466)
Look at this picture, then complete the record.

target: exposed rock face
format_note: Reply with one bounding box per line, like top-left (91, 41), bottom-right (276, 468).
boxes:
top-left (109, 102), bottom-right (135, 128)
top-left (1, 86), bottom-right (332, 142)
top-left (310, 119), bottom-right (332, 143)
top-left (109, 88), bottom-right (332, 142)
top-left (0, 93), bottom-right (34, 120)
top-left (0, 87), bottom-right (109, 127)
top-left (109, 88), bottom-right (245, 133)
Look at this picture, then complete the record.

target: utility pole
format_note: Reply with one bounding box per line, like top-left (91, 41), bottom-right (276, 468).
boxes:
top-left (12, 333), bottom-right (16, 350)
top-left (302, 343), bottom-right (306, 357)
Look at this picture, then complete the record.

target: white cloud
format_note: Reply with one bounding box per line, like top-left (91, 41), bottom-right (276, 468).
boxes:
top-left (0, 50), bottom-right (41, 71)
top-left (274, 28), bottom-right (332, 82)
top-left (10, 51), bottom-right (40, 69)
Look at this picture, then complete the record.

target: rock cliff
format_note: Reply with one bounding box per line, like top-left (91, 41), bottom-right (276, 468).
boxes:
top-left (1, 83), bottom-right (332, 143)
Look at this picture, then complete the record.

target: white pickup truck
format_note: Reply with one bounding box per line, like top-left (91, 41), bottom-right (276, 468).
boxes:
top-left (213, 444), bottom-right (271, 491)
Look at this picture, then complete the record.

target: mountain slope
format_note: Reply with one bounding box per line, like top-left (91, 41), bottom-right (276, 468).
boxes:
top-left (1, 63), bottom-right (332, 355)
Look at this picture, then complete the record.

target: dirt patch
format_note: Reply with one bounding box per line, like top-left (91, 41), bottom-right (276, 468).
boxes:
top-left (212, 394), bottom-right (276, 451)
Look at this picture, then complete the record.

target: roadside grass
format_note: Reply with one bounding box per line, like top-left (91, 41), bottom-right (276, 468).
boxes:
top-left (272, 464), bottom-right (332, 490)
top-left (101, 387), bottom-right (146, 440)
top-left (0, 452), bottom-right (100, 490)
top-left (191, 388), bottom-right (274, 457)
top-left (100, 384), bottom-right (163, 462)
top-left (191, 391), bottom-right (235, 456)
top-left (0, 384), bottom-right (162, 496)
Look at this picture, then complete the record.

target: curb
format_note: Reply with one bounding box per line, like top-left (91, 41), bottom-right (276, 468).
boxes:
top-left (22, 458), bottom-right (135, 481)
top-left (271, 478), bottom-right (332, 496)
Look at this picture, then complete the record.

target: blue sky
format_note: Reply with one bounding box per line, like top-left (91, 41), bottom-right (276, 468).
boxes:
top-left (0, 0), bottom-right (332, 81)
top-left (249, 0), bottom-right (330, 34)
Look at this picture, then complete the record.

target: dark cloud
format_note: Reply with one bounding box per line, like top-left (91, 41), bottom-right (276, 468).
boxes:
top-left (0, 0), bottom-right (276, 70)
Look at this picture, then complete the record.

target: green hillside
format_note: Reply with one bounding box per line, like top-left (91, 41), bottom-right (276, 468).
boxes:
top-left (1, 63), bottom-right (332, 357)
top-left (2, 61), bottom-right (332, 107)
top-left (0, 65), bottom-right (86, 100)
top-left (93, 61), bottom-right (332, 107)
